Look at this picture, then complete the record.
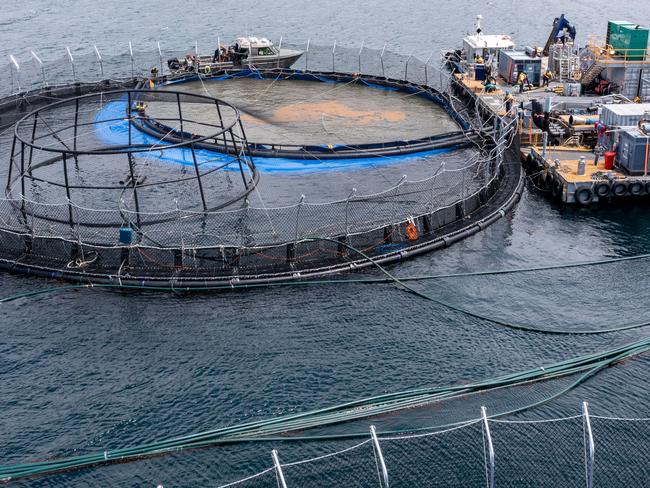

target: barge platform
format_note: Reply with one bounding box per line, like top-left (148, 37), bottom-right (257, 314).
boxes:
top-left (451, 72), bottom-right (650, 206)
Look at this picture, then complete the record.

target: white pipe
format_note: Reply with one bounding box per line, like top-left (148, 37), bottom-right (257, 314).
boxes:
top-left (583, 402), bottom-right (595, 488)
top-left (30, 51), bottom-right (42, 66)
top-left (370, 426), bottom-right (390, 487)
top-left (481, 406), bottom-right (495, 488)
top-left (271, 450), bottom-right (287, 488)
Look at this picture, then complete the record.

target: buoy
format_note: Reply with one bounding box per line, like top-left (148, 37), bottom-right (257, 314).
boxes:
top-left (405, 221), bottom-right (418, 241)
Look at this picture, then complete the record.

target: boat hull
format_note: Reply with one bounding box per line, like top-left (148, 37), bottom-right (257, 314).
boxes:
top-left (244, 50), bottom-right (304, 69)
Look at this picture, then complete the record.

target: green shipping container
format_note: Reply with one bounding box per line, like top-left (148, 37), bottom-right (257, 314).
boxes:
top-left (606, 20), bottom-right (649, 61)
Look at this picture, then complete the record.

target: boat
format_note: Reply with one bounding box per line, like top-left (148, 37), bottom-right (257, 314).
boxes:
top-left (167, 36), bottom-right (304, 73)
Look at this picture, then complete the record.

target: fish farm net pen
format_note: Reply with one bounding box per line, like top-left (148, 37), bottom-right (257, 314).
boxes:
top-left (3, 248), bottom-right (650, 303)
top-left (2, 39), bottom-right (648, 486)
top-left (0, 337), bottom-right (648, 482)
top-left (0, 40), bottom-right (526, 287)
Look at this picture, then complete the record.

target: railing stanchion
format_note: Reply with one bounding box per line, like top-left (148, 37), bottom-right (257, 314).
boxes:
top-left (583, 401), bottom-right (595, 488)
top-left (93, 45), bottom-right (104, 79)
top-left (9, 55), bottom-right (20, 93)
top-left (157, 41), bottom-right (164, 76)
top-left (370, 425), bottom-right (390, 488)
top-left (294, 194), bottom-right (305, 247)
top-left (332, 40), bottom-right (337, 71)
top-left (345, 187), bottom-right (356, 238)
top-left (129, 41), bottom-right (134, 79)
top-left (424, 52), bottom-right (434, 86)
top-left (380, 43), bottom-right (387, 77)
top-left (272, 449), bottom-right (288, 488)
top-left (358, 40), bottom-right (364, 74)
top-left (31, 51), bottom-right (46, 87)
top-left (66, 47), bottom-right (76, 82)
top-left (276, 36), bottom-right (283, 69)
top-left (429, 162), bottom-right (445, 210)
top-left (405, 52), bottom-right (413, 81)
top-left (305, 38), bottom-right (310, 70)
top-left (481, 406), bottom-right (495, 488)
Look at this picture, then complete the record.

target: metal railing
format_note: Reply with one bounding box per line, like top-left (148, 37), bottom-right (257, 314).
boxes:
top-left (166, 402), bottom-right (648, 488)
top-left (2, 39), bottom-right (452, 99)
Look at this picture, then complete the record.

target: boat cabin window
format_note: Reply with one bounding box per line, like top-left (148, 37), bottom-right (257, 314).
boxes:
top-left (257, 47), bottom-right (276, 56)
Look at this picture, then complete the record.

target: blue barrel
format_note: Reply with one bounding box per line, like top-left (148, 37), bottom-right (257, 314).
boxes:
top-left (474, 64), bottom-right (486, 81)
top-left (119, 227), bottom-right (133, 245)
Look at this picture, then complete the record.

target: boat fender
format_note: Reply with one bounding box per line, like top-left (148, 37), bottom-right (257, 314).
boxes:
top-left (544, 172), bottom-right (554, 190)
top-left (628, 181), bottom-right (644, 196)
top-left (574, 187), bottom-right (593, 206)
top-left (612, 181), bottom-right (628, 197)
top-left (552, 178), bottom-right (563, 199)
top-left (525, 154), bottom-right (533, 169)
top-left (594, 182), bottom-right (611, 197)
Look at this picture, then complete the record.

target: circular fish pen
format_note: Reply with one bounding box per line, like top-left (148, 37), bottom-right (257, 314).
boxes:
top-left (0, 45), bottom-right (524, 287)
top-left (152, 70), bottom-right (475, 159)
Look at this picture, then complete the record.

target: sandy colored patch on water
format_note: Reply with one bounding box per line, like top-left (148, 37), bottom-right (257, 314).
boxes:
top-left (276, 100), bottom-right (405, 124)
top-left (240, 100), bottom-right (406, 126)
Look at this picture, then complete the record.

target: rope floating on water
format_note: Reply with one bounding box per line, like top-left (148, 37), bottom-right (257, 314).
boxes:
top-left (3, 243), bottom-right (650, 335)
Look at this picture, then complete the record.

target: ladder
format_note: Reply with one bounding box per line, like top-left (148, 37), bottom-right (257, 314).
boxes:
top-left (580, 60), bottom-right (604, 85)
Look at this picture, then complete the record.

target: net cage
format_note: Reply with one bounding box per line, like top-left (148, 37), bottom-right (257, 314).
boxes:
top-left (0, 41), bottom-right (524, 286)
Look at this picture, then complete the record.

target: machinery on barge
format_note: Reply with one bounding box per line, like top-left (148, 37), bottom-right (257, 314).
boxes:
top-left (444, 13), bottom-right (650, 205)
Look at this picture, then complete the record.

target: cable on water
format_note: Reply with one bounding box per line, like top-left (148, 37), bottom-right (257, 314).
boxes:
top-left (3, 241), bottom-right (650, 335)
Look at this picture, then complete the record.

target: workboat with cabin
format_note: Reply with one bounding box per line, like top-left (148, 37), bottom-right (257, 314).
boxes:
top-left (167, 36), bottom-right (304, 73)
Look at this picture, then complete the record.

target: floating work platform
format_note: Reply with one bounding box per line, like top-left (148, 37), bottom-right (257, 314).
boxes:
top-left (445, 13), bottom-right (650, 207)
top-left (451, 71), bottom-right (650, 206)
top-left (522, 146), bottom-right (650, 205)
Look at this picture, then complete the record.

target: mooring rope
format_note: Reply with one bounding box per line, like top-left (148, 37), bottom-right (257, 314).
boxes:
top-left (3, 243), bottom-right (650, 335)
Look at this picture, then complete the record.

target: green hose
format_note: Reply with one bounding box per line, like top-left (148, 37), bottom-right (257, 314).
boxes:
top-left (1, 337), bottom-right (648, 481)
top-left (2, 245), bottom-right (650, 480)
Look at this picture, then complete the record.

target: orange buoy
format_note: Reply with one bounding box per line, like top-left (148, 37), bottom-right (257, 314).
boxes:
top-left (405, 222), bottom-right (418, 241)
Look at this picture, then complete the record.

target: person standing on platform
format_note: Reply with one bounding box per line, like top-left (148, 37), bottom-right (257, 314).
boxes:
top-left (504, 91), bottom-right (514, 113)
top-left (543, 69), bottom-right (553, 87)
top-left (517, 71), bottom-right (527, 93)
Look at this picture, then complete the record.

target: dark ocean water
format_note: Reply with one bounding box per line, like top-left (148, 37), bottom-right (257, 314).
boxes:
top-left (2, 2), bottom-right (650, 486)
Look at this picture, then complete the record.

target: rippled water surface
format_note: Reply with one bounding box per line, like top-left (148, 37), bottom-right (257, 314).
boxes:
top-left (2, 1), bottom-right (650, 487)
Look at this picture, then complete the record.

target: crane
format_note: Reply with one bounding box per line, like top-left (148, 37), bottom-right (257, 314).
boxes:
top-left (543, 14), bottom-right (577, 56)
